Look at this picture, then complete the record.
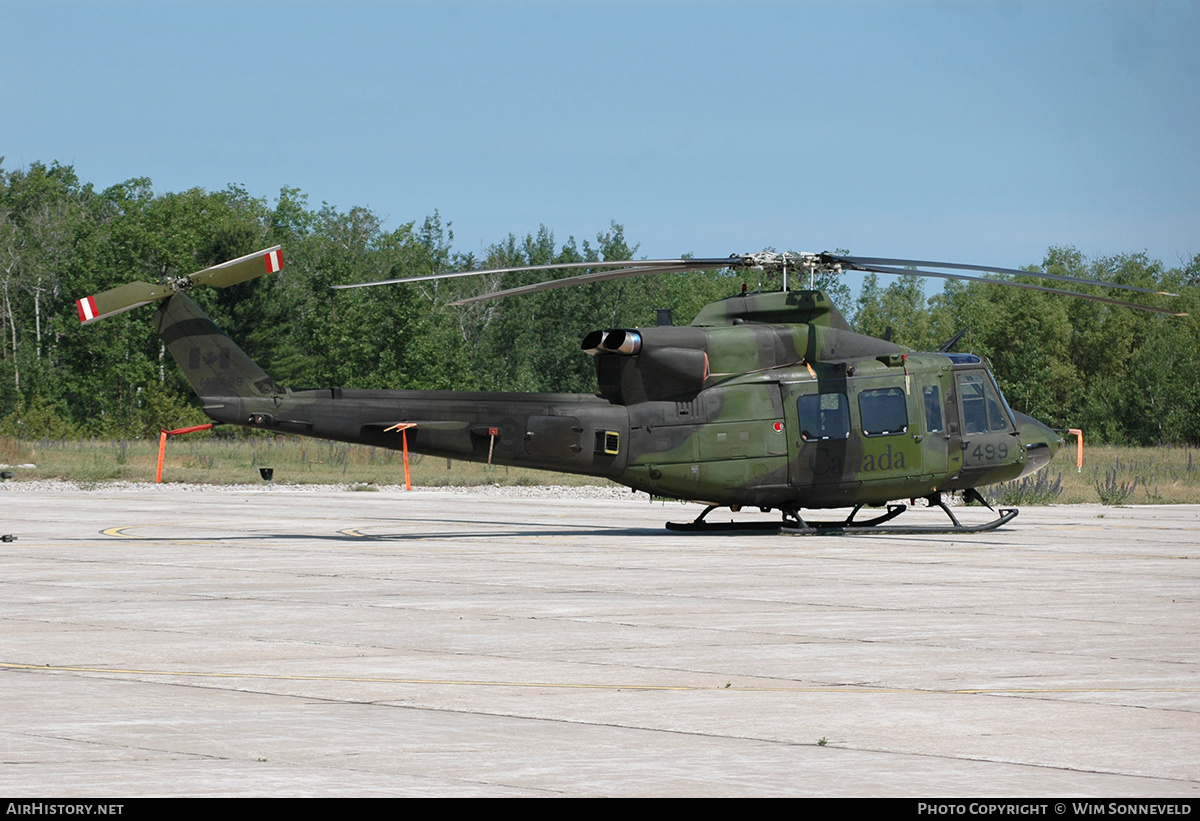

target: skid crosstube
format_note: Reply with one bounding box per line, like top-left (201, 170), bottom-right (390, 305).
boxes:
top-left (781, 507), bottom-right (1018, 536)
top-left (666, 500), bottom-right (1018, 536)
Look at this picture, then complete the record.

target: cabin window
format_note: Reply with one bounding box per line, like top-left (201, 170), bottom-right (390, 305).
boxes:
top-left (799, 392), bottom-right (849, 441)
top-left (923, 385), bottom-right (944, 433)
top-left (859, 387), bottom-right (908, 436)
top-left (957, 372), bottom-right (1010, 434)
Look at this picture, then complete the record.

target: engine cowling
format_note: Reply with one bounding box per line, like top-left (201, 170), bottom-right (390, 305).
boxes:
top-left (585, 326), bottom-right (709, 403)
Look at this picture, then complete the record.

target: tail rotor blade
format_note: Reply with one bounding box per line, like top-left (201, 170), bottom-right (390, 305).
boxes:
top-left (76, 281), bottom-right (174, 324)
top-left (189, 245), bottom-right (284, 288)
top-left (77, 246), bottom-right (285, 325)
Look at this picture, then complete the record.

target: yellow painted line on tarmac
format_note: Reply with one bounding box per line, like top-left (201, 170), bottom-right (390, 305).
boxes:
top-left (1046, 524), bottom-right (1200, 532)
top-left (334, 528), bottom-right (497, 549)
top-left (336, 527), bottom-right (582, 546)
top-left (104, 522), bottom-right (364, 542)
top-left (93, 524), bottom-right (555, 550)
top-left (101, 523), bottom-right (203, 539)
top-left (2, 661), bottom-right (695, 691)
top-left (3, 662), bottom-right (1197, 695)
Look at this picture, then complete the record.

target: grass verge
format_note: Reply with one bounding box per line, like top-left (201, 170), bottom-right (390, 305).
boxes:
top-left (0, 434), bottom-right (613, 488)
top-left (3, 435), bottom-right (1199, 503)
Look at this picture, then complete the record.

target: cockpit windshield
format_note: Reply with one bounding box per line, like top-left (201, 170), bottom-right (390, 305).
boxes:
top-left (956, 371), bottom-right (1014, 434)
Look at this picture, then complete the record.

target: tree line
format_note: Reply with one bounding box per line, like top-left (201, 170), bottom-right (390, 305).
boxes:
top-left (1, 160), bottom-right (1197, 445)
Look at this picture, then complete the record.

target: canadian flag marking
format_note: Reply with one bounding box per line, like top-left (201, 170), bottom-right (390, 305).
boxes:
top-left (264, 248), bottom-right (283, 273)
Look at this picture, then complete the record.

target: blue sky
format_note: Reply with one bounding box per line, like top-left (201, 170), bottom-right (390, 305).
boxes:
top-left (3, 0), bottom-right (1197, 277)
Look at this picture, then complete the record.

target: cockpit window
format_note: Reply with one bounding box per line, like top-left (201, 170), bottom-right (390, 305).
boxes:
top-left (957, 372), bottom-right (1011, 434)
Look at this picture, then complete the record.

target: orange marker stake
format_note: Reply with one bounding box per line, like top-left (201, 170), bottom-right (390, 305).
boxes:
top-left (1067, 428), bottom-right (1084, 472)
top-left (384, 422), bottom-right (418, 490)
top-left (402, 427), bottom-right (411, 491)
top-left (155, 423), bottom-right (214, 483)
top-left (156, 430), bottom-right (168, 483)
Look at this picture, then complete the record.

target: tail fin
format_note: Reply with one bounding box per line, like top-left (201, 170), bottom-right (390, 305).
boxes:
top-left (154, 292), bottom-right (283, 401)
top-left (76, 246), bottom-right (284, 324)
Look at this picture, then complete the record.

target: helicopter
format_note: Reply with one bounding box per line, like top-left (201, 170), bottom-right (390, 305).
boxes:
top-left (76, 245), bottom-right (1186, 534)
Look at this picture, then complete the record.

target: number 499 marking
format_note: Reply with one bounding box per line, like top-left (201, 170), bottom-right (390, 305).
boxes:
top-left (972, 443), bottom-right (1009, 461)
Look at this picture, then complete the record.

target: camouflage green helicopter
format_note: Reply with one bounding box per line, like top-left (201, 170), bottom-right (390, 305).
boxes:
top-left (77, 247), bottom-right (1185, 534)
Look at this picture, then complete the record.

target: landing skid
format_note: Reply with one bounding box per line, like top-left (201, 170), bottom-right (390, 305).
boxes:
top-left (666, 496), bottom-right (1018, 536)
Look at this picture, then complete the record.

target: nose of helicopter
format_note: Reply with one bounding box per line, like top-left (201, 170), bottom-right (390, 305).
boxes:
top-left (1013, 412), bottom-right (1063, 478)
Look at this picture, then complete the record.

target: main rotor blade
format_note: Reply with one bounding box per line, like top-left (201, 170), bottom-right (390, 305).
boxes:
top-left (332, 248), bottom-right (1186, 315)
top-left (853, 263), bottom-right (1187, 316)
top-left (829, 255), bottom-right (1179, 298)
top-left (332, 258), bottom-right (735, 290)
top-left (448, 262), bottom-right (715, 304)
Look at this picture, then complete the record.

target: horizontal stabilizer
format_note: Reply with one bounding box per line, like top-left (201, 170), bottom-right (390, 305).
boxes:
top-left (77, 246), bottom-right (284, 324)
top-left (362, 420), bottom-right (471, 431)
